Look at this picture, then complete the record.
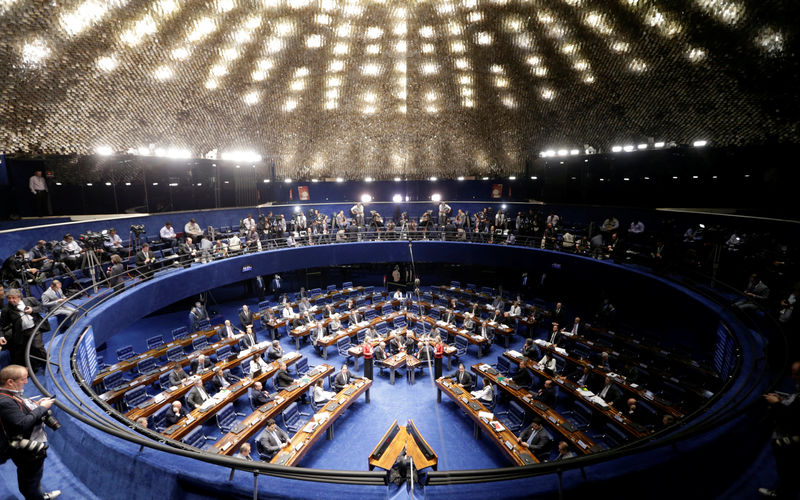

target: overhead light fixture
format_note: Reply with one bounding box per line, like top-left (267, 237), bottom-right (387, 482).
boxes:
top-left (654, 141), bottom-right (665, 148)
top-left (95, 146), bottom-right (113, 156)
top-left (531, 176), bottom-right (538, 180)
top-left (557, 149), bottom-right (568, 157)
top-left (394, 177), bottom-right (401, 182)
top-left (336, 177), bottom-right (344, 183)
top-left (293, 206), bottom-right (301, 212)
top-left (284, 178), bottom-right (292, 183)
top-left (693, 140), bottom-right (708, 147)
top-left (365, 177), bottom-right (373, 182)
top-left (570, 149), bottom-right (579, 156)
top-left (611, 146), bottom-right (622, 152)
top-left (392, 194), bottom-right (402, 203)
top-left (509, 176), bottom-right (516, 180)
top-left (361, 193), bottom-right (372, 203)
top-left (431, 193), bottom-right (442, 202)
top-left (623, 145), bottom-right (634, 152)
top-left (263, 179), bottom-right (270, 183)
top-left (457, 176), bottom-right (465, 181)
top-left (430, 176), bottom-right (437, 181)
top-left (482, 177), bottom-right (489, 180)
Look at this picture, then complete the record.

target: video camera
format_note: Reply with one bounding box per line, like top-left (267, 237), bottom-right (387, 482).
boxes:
top-left (130, 224), bottom-right (146, 236)
top-left (79, 231), bottom-right (105, 249)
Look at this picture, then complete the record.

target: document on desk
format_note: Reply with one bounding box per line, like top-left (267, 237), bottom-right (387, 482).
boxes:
top-left (478, 411), bottom-right (494, 420)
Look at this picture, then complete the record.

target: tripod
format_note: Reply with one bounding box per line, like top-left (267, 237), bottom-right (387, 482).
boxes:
top-left (81, 249), bottom-right (106, 294)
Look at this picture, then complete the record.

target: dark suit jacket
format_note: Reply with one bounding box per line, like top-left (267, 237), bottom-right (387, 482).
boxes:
top-left (596, 382), bottom-right (622, 406)
top-left (373, 346), bottom-right (387, 361)
top-left (536, 386), bottom-right (556, 407)
top-left (209, 371), bottom-right (236, 393)
top-left (1, 297), bottom-right (46, 349)
top-left (135, 250), bottom-right (154, 267)
top-left (239, 309), bottom-right (255, 329)
top-left (333, 371), bottom-right (352, 392)
top-left (522, 344), bottom-right (540, 360)
top-left (168, 367), bottom-right (189, 386)
top-left (186, 385), bottom-right (210, 410)
top-left (568, 368), bottom-right (596, 388)
top-left (266, 346), bottom-right (283, 361)
top-left (164, 407), bottom-right (187, 426)
top-left (250, 387), bottom-right (273, 406)
top-left (190, 357), bottom-right (213, 375)
top-left (259, 427), bottom-right (289, 457)
top-left (512, 368), bottom-right (533, 388)
top-left (451, 370), bottom-right (473, 389)
top-left (519, 425), bottom-right (551, 458)
top-left (550, 307), bottom-right (565, 325)
top-left (239, 333), bottom-right (257, 350)
top-left (0, 388), bottom-right (49, 442)
top-left (275, 369), bottom-right (294, 388)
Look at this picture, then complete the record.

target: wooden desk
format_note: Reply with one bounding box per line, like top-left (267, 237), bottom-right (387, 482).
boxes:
top-left (124, 342), bottom-right (283, 421)
top-left (435, 377), bottom-right (538, 466)
top-left (368, 419), bottom-right (438, 472)
top-left (208, 364), bottom-right (335, 455)
top-left (504, 351), bottom-right (650, 439)
top-left (270, 378), bottom-right (372, 466)
top-left (470, 363), bottom-right (601, 455)
top-left (161, 352), bottom-right (304, 442)
top-left (92, 326), bottom-right (219, 388)
top-left (98, 335), bottom-right (241, 406)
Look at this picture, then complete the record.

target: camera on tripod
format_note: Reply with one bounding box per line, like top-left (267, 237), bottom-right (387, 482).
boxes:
top-left (79, 231), bottom-right (105, 249)
top-left (130, 224), bottom-right (146, 236)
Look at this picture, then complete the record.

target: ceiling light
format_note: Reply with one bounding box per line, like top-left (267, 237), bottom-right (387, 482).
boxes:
top-left (392, 194), bottom-right (402, 203)
top-left (431, 193), bottom-right (442, 202)
top-left (693, 140), bottom-right (708, 147)
top-left (361, 193), bottom-right (372, 203)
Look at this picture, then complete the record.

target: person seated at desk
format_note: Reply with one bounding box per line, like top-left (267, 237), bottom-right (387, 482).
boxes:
top-left (328, 316), bottom-right (343, 334)
top-left (310, 322), bottom-right (325, 355)
top-left (547, 323), bottom-right (562, 346)
top-left (239, 325), bottom-right (258, 350)
top-left (512, 362), bottom-right (533, 387)
top-left (300, 311), bottom-right (315, 327)
top-left (471, 379), bottom-right (494, 403)
top-left (313, 379), bottom-right (335, 404)
top-left (442, 308), bottom-right (457, 325)
top-left (568, 365), bottom-right (596, 388)
top-left (349, 308), bottom-right (363, 325)
top-left (333, 364), bottom-right (353, 392)
top-left (533, 379), bottom-right (556, 407)
top-left (282, 304), bottom-right (300, 329)
top-left (389, 334), bottom-right (404, 354)
top-left (165, 401), bottom-right (187, 426)
top-left (564, 316), bottom-right (583, 336)
top-left (521, 338), bottom-right (540, 360)
top-left (259, 419), bottom-right (289, 460)
top-left (553, 441), bottom-right (576, 461)
top-left (239, 305), bottom-right (255, 331)
top-left (505, 301), bottom-right (522, 319)
top-left (487, 309), bottom-right (503, 323)
top-left (266, 340), bottom-right (284, 361)
top-left (323, 304), bottom-right (336, 318)
top-left (361, 325), bottom-right (377, 342)
top-left (462, 313), bottom-right (476, 333)
top-left (298, 297), bottom-right (312, 313)
top-left (517, 417), bottom-right (551, 461)
top-left (274, 362), bottom-right (295, 389)
top-left (209, 367), bottom-right (237, 393)
top-left (417, 342), bottom-right (434, 363)
top-left (169, 365), bottom-right (190, 387)
top-left (186, 379), bottom-right (212, 410)
top-left (250, 381), bottom-right (274, 406)
top-left (392, 289), bottom-right (404, 300)
top-left (191, 354), bottom-right (213, 375)
top-left (626, 398), bottom-right (648, 425)
top-left (249, 354), bottom-right (270, 377)
top-left (373, 342), bottom-right (388, 363)
top-left (220, 319), bottom-right (240, 340)
top-left (598, 352), bottom-right (612, 371)
top-left (538, 353), bottom-right (558, 375)
top-left (595, 376), bottom-right (622, 406)
top-left (233, 442), bottom-right (253, 461)
top-left (491, 295), bottom-right (505, 312)
top-left (450, 363), bottom-right (474, 390)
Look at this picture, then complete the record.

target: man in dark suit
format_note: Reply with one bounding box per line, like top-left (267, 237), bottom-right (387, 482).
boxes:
top-left (168, 366), bottom-right (190, 387)
top-left (165, 400), bottom-right (187, 426)
top-left (443, 309), bottom-right (457, 325)
top-left (219, 320), bottom-right (239, 340)
top-left (565, 316), bottom-right (583, 336)
top-left (209, 367), bottom-right (237, 393)
top-left (239, 305), bottom-right (255, 331)
top-left (190, 354), bottom-right (213, 375)
top-left (568, 365), bottom-right (596, 388)
top-left (266, 340), bottom-right (283, 361)
top-left (512, 362), bottom-right (532, 387)
top-left (177, 237), bottom-right (197, 266)
top-left (595, 376), bottom-right (622, 406)
top-left (189, 301), bottom-right (208, 331)
top-left (239, 325), bottom-right (257, 350)
top-left (450, 363), bottom-right (474, 391)
top-left (0, 288), bottom-right (49, 372)
top-left (186, 379), bottom-right (211, 410)
top-left (259, 419), bottom-right (289, 460)
top-left (550, 302), bottom-right (565, 325)
top-left (249, 381), bottom-right (273, 406)
top-left (521, 339), bottom-right (540, 360)
top-left (554, 441), bottom-right (577, 461)
top-left (533, 380), bottom-right (556, 407)
top-left (373, 342), bottom-right (387, 362)
top-left (333, 364), bottom-right (352, 392)
top-left (274, 361), bottom-right (295, 389)
top-left (518, 418), bottom-right (551, 460)
top-left (135, 242), bottom-right (156, 278)
top-left (389, 334), bottom-right (404, 354)
top-left (270, 275), bottom-right (283, 302)
top-left (547, 323), bottom-right (562, 346)
top-left (417, 342), bottom-right (434, 362)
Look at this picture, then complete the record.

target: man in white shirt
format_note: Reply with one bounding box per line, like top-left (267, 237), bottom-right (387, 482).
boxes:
top-left (160, 222), bottom-right (177, 247)
top-left (184, 218), bottom-right (203, 240)
top-left (351, 203), bottom-right (365, 226)
top-left (60, 235), bottom-right (83, 270)
top-left (103, 228), bottom-right (124, 255)
top-left (28, 170), bottom-right (49, 216)
top-left (242, 214), bottom-right (256, 232)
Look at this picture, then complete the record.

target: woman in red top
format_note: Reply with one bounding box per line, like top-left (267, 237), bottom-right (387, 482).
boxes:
top-left (433, 335), bottom-right (444, 379)
top-left (363, 341), bottom-right (373, 380)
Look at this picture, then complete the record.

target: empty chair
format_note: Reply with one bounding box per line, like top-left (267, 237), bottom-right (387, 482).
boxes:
top-left (375, 321), bottom-right (389, 336)
top-left (450, 281), bottom-right (461, 288)
top-left (181, 427), bottom-right (211, 450)
top-left (453, 336), bottom-right (469, 361)
top-left (428, 309), bottom-right (440, 320)
top-left (191, 336), bottom-right (209, 352)
top-left (342, 281), bottom-right (353, 289)
top-left (116, 345), bottom-right (136, 362)
top-left (326, 284), bottom-right (337, 293)
top-left (166, 345), bottom-right (184, 362)
top-left (281, 402), bottom-right (311, 434)
top-left (215, 402), bottom-right (239, 433)
top-left (356, 329), bottom-right (366, 345)
top-left (337, 337), bottom-right (353, 365)
top-left (172, 326), bottom-right (189, 340)
top-left (215, 345), bottom-right (232, 361)
top-left (136, 358), bottom-right (158, 375)
top-left (196, 319), bottom-right (211, 331)
top-left (480, 286), bottom-right (494, 296)
top-left (151, 404), bottom-right (170, 432)
top-left (393, 316), bottom-right (406, 329)
top-left (364, 309), bottom-right (378, 321)
top-left (496, 401), bottom-right (527, 432)
top-left (356, 298), bottom-right (367, 308)
top-left (157, 372), bottom-right (172, 391)
top-left (146, 335), bottom-right (165, 350)
top-left (364, 286), bottom-right (374, 295)
top-left (102, 371), bottom-right (126, 392)
top-left (123, 385), bottom-right (149, 410)
top-left (598, 422), bottom-right (630, 448)
top-left (309, 288), bottom-right (322, 296)
top-left (466, 283), bottom-right (477, 291)
top-left (563, 401), bottom-right (594, 430)
top-left (294, 357), bottom-right (312, 377)
top-left (381, 304), bottom-right (393, 316)
top-left (495, 355), bottom-right (514, 376)
top-left (409, 304), bottom-right (420, 315)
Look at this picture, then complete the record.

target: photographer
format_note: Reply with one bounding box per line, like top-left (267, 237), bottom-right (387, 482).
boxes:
top-left (2, 250), bottom-right (40, 287)
top-left (0, 364), bottom-right (61, 500)
top-left (59, 235), bottom-right (83, 270)
top-left (1, 288), bottom-right (49, 372)
top-left (102, 228), bottom-right (124, 256)
top-left (28, 241), bottom-right (64, 278)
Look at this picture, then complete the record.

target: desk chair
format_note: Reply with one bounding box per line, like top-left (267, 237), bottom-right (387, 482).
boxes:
top-left (281, 402), bottom-right (310, 434)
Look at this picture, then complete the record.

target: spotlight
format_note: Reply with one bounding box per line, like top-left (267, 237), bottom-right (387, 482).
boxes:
top-left (95, 146), bottom-right (113, 156)
top-left (611, 146), bottom-right (622, 152)
top-left (263, 179), bottom-right (270, 183)
top-left (365, 177), bottom-right (373, 182)
top-left (637, 144), bottom-right (647, 150)
top-left (623, 145), bottom-right (634, 152)
top-left (392, 194), bottom-right (402, 203)
top-left (530, 176), bottom-right (537, 180)
top-left (570, 149), bottom-right (579, 156)
top-left (501, 204), bottom-right (507, 209)
top-left (284, 178), bottom-right (292, 183)
top-left (509, 176), bottom-right (516, 180)
top-left (429, 176), bottom-right (437, 181)
top-left (361, 193), bottom-right (372, 203)
top-left (557, 149), bottom-right (568, 157)
top-left (394, 177), bottom-right (401, 182)
top-left (431, 193), bottom-right (442, 202)
top-left (654, 142), bottom-right (665, 148)
top-left (311, 179), bottom-right (319, 183)
top-left (457, 176), bottom-right (465, 181)
top-left (336, 177), bottom-right (344, 183)
top-left (693, 140), bottom-right (708, 147)
top-left (294, 206), bottom-right (301, 212)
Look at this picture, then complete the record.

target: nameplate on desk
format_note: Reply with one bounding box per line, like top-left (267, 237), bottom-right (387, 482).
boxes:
top-left (450, 386), bottom-right (464, 396)
top-left (504, 440), bottom-right (514, 451)
top-left (468, 401), bottom-right (482, 412)
top-left (220, 441), bottom-right (233, 452)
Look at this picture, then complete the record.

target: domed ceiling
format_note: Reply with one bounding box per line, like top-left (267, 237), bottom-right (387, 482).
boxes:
top-left (0, 0), bottom-right (796, 179)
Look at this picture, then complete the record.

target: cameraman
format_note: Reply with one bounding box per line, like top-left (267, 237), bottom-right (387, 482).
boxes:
top-left (0, 364), bottom-right (61, 500)
top-left (59, 235), bottom-right (83, 270)
top-left (102, 228), bottom-right (124, 256)
top-left (2, 250), bottom-right (39, 286)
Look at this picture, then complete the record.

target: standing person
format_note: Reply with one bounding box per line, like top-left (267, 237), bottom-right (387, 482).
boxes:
top-left (0, 364), bottom-right (61, 500)
top-left (0, 289), bottom-right (49, 372)
top-left (270, 274), bottom-right (283, 303)
top-left (433, 335), bottom-right (444, 379)
top-left (759, 361), bottom-right (800, 499)
top-left (135, 242), bottom-right (155, 279)
top-left (106, 254), bottom-right (125, 293)
top-left (28, 171), bottom-right (49, 217)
